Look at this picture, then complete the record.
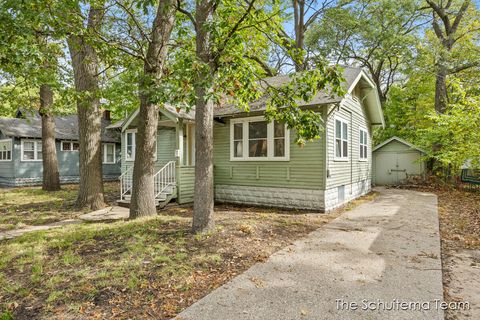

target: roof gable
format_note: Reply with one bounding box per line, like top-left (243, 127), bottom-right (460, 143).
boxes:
top-left (373, 136), bottom-right (426, 153)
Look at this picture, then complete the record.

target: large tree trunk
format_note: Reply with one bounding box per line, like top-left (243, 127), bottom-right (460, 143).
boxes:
top-left (192, 0), bottom-right (215, 233)
top-left (434, 62), bottom-right (448, 114)
top-left (129, 0), bottom-right (176, 218)
top-left (67, 7), bottom-right (105, 210)
top-left (293, 0), bottom-right (305, 72)
top-left (39, 84), bottom-right (60, 191)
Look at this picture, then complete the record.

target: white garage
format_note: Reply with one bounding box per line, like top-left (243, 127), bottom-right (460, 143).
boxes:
top-left (373, 137), bottom-right (426, 185)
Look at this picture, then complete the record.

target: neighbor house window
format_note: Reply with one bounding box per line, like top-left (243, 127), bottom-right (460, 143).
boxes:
top-left (103, 143), bottom-right (116, 164)
top-left (125, 130), bottom-right (136, 161)
top-left (230, 117), bottom-right (289, 161)
top-left (21, 140), bottom-right (42, 161)
top-left (335, 117), bottom-right (348, 160)
top-left (61, 141), bottom-right (79, 151)
top-left (0, 139), bottom-right (12, 161)
top-left (359, 129), bottom-right (368, 160)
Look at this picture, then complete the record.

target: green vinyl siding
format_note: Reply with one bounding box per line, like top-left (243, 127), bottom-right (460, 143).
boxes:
top-left (326, 95), bottom-right (372, 189)
top-left (121, 126), bottom-right (176, 172)
top-left (177, 166), bottom-right (195, 204)
top-left (213, 117), bottom-right (325, 189)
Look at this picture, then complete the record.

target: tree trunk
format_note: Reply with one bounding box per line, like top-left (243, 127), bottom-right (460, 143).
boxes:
top-left (39, 84), bottom-right (60, 191)
top-left (293, 0), bottom-right (305, 72)
top-left (129, 0), bottom-right (176, 218)
top-left (434, 63), bottom-right (448, 114)
top-left (192, 0), bottom-right (216, 233)
top-left (67, 7), bottom-right (105, 210)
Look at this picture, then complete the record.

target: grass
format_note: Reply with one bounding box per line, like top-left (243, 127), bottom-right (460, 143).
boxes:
top-left (0, 182), bottom-right (119, 231)
top-left (0, 185), bottom-right (376, 319)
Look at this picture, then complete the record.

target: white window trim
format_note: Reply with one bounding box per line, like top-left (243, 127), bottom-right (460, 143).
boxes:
top-left (230, 116), bottom-right (290, 161)
top-left (125, 129), bottom-right (137, 162)
top-left (124, 129), bottom-right (157, 162)
top-left (359, 128), bottom-right (368, 162)
top-left (103, 143), bottom-right (116, 164)
top-left (0, 139), bottom-right (12, 162)
top-left (61, 141), bottom-right (79, 152)
top-left (334, 116), bottom-right (349, 162)
top-left (21, 139), bottom-right (42, 162)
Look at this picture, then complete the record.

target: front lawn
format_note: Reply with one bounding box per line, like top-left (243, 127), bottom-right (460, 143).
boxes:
top-left (0, 196), bottom-right (375, 319)
top-left (0, 182), bottom-right (119, 231)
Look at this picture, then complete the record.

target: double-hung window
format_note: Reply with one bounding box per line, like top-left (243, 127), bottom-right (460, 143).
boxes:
top-left (125, 130), bottom-right (136, 161)
top-left (0, 139), bottom-right (12, 161)
top-left (125, 129), bottom-right (157, 161)
top-left (359, 129), bottom-right (368, 161)
top-left (21, 140), bottom-right (42, 161)
top-left (61, 141), bottom-right (79, 151)
top-left (230, 117), bottom-right (289, 161)
top-left (335, 117), bottom-right (349, 160)
top-left (103, 143), bottom-right (116, 164)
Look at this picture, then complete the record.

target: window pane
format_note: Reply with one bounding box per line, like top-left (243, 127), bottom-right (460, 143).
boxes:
top-left (274, 139), bottom-right (284, 157)
top-left (336, 139), bottom-right (341, 157)
top-left (73, 142), bottom-right (79, 150)
top-left (249, 139), bottom-right (267, 157)
top-left (127, 133), bottom-right (132, 146)
top-left (127, 146), bottom-right (133, 159)
top-left (37, 142), bottom-right (42, 152)
top-left (343, 141), bottom-right (348, 157)
top-left (234, 123), bottom-right (243, 140)
top-left (7, 151), bottom-right (11, 160)
top-left (37, 151), bottom-right (42, 159)
top-left (107, 153), bottom-right (114, 163)
top-left (234, 141), bottom-right (243, 157)
top-left (62, 142), bottom-right (70, 151)
top-left (249, 121), bottom-right (267, 139)
top-left (360, 131), bottom-right (364, 144)
top-left (24, 151), bottom-right (34, 160)
top-left (360, 147), bottom-right (364, 159)
top-left (24, 141), bottom-right (34, 151)
top-left (343, 122), bottom-right (348, 139)
top-left (274, 121), bottom-right (285, 138)
top-left (335, 120), bottom-right (341, 138)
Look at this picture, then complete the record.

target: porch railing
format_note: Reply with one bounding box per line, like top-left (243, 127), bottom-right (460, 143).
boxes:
top-left (119, 166), bottom-right (134, 201)
top-left (154, 161), bottom-right (176, 199)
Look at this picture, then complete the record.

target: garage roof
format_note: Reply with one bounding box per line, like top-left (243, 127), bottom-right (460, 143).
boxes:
top-left (373, 136), bottom-right (426, 153)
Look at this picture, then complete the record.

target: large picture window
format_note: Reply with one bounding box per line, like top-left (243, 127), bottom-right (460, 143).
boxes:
top-left (335, 117), bottom-right (348, 160)
top-left (359, 129), bottom-right (368, 160)
top-left (21, 140), bottom-right (42, 161)
top-left (0, 139), bottom-right (12, 161)
top-left (230, 117), bottom-right (289, 161)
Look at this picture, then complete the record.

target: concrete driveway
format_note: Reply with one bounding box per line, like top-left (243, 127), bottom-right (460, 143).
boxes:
top-left (177, 188), bottom-right (444, 320)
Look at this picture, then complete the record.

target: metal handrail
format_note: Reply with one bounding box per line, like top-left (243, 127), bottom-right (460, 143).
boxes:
top-left (119, 166), bottom-right (134, 200)
top-left (154, 161), bottom-right (176, 199)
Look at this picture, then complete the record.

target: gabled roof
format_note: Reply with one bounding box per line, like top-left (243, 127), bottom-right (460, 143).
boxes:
top-left (119, 104), bottom-right (195, 132)
top-left (213, 66), bottom-right (384, 127)
top-left (0, 114), bottom-right (120, 143)
top-left (373, 136), bottom-right (426, 153)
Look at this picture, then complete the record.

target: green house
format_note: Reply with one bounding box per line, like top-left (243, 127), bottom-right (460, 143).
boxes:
top-left (114, 67), bottom-right (384, 211)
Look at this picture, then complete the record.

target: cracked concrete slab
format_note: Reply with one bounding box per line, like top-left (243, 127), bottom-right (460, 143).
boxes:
top-left (176, 187), bottom-right (444, 320)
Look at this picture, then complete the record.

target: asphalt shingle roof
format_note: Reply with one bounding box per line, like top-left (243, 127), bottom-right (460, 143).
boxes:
top-left (214, 66), bottom-right (364, 117)
top-left (0, 113), bottom-right (120, 142)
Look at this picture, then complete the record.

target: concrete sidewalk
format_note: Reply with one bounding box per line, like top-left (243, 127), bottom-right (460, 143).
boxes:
top-left (177, 188), bottom-right (444, 320)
